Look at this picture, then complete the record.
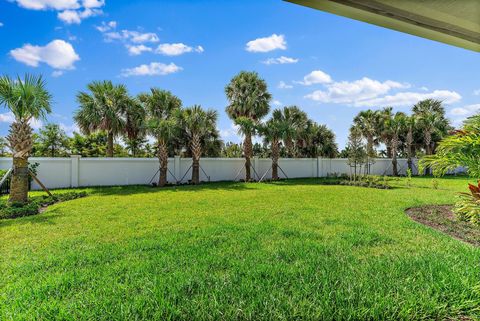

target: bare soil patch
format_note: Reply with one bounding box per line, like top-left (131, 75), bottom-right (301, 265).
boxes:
top-left (406, 205), bottom-right (480, 247)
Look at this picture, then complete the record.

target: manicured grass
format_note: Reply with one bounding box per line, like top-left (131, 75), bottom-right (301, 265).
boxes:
top-left (1, 177), bottom-right (479, 320)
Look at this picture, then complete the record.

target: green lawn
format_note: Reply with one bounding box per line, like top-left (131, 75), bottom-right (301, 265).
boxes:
top-left (1, 177), bottom-right (479, 320)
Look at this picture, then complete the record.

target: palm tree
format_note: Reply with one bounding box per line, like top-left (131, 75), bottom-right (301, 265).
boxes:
top-left (412, 99), bottom-right (449, 155)
top-left (378, 107), bottom-right (394, 158)
top-left (301, 122), bottom-right (338, 158)
top-left (405, 115), bottom-right (416, 172)
top-left (74, 81), bottom-right (130, 157)
top-left (259, 110), bottom-right (287, 180)
top-left (138, 89), bottom-right (182, 187)
top-left (280, 106), bottom-right (308, 158)
top-left (353, 109), bottom-right (380, 158)
top-left (0, 75), bottom-right (52, 204)
top-left (225, 71), bottom-right (271, 181)
top-left (124, 98), bottom-right (146, 157)
top-left (180, 105), bottom-right (218, 184)
top-left (385, 112), bottom-right (407, 176)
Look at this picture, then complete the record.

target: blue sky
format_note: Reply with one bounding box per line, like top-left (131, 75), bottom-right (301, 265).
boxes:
top-left (0, 0), bottom-right (479, 148)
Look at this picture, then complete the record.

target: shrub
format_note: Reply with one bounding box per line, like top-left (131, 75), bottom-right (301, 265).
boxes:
top-left (453, 181), bottom-right (480, 226)
top-left (0, 191), bottom-right (87, 220)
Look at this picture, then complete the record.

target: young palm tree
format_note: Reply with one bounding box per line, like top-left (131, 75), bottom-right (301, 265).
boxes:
top-left (405, 115), bottom-right (416, 172)
top-left (0, 75), bottom-right (52, 204)
top-left (353, 109), bottom-right (380, 158)
top-left (302, 122), bottom-right (338, 158)
top-left (385, 112), bottom-right (407, 176)
top-left (138, 89), bottom-right (182, 187)
top-left (180, 105), bottom-right (218, 184)
top-left (259, 110), bottom-right (287, 180)
top-left (225, 71), bottom-right (271, 181)
top-left (74, 81), bottom-right (130, 157)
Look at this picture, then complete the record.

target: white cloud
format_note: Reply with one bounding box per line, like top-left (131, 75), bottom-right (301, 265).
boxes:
top-left (0, 112), bottom-right (42, 129)
top-left (51, 70), bottom-right (64, 77)
top-left (58, 7), bottom-right (101, 24)
top-left (450, 104), bottom-right (480, 117)
top-left (298, 70), bottom-right (332, 85)
top-left (96, 20), bottom-right (116, 32)
top-left (305, 77), bottom-right (408, 104)
top-left (125, 30), bottom-right (159, 43)
top-left (246, 34), bottom-right (286, 53)
top-left (60, 122), bottom-right (79, 136)
top-left (127, 44), bottom-right (152, 56)
top-left (12, 0), bottom-right (104, 23)
top-left (10, 39), bottom-right (80, 70)
top-left (354, 90), bottom-right (461, 107)
top-left (82, 0), bottom-right (103, 8)
top-left (219, 123), bottom-right (240, 141)
top-left (155, 43), bottom-right (204, 56)
top-left (474, 89), bottom-right (480, 96)
top-left (121, 62), bottom-right (182, 77)
top-left (278, 81), bottom-right (293, 89)
top-left (272, 100), bottom-right (282, 106)
top-left (262, 56), bottom-right (298, 65)
top-left (13, 0), bottom-right (80, 10)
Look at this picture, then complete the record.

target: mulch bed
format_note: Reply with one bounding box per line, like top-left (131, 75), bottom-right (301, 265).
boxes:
top-left (406, 205), bottom-right (480, 247)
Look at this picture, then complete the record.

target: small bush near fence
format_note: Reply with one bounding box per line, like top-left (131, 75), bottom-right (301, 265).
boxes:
top-left (0, 191), bottom-right (87, 219)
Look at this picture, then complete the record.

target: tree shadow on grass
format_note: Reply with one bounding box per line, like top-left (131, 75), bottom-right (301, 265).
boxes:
top-left (0, 208), bottom-right (63, 228)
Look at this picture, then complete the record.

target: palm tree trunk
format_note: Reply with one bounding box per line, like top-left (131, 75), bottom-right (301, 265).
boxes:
top-left (157, 139), bottom-right (168, 187)
top-left (271, 139), bottom-right (279, 180)
top-left (406, 129), bottom-right (413, 173)
top-left (9, 157), bottom-right (29, 204)
top-left (285, 139), bottom-right (294, 158)
top-left (191, 134), bottom-right (202, 185)
top-left (8, 120), bottom-right (33, 204)
top-left (244, 134), bottom-right (253, 181)
top-left (391, 136), bottom-right (398, 176)
top-left (424, 130), bottom-right (432, 175)
top-left (106, 131), bottom-right (114, 157)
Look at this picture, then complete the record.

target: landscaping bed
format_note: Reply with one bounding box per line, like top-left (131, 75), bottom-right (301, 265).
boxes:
top-left (406, 205), bottom-right (480, 246)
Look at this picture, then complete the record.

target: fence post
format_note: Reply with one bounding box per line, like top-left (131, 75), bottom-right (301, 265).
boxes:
top-left (174, 156), bottom-right (181, 182)
top-left (317, 157), bottom-right (322, 178)
top-left (70, 155), bottom-right (81, 188)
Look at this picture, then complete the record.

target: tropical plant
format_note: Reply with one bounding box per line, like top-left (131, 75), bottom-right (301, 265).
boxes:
top-left (138, 89), bottom-right (182, 186)
top-left (0, 75), bottom-right (52, 204)
top-left (404, 115), bottom-right (417, 173)
top-left (36, 123), bottom-right (69, 157)
top-left (378, 107), bottom-right (394, 158)
top-left (346, 126), bottom-right (367, 181)
top-left (225, 71), bottom-right (271, 181)
top-left (124, 98), bottom-right (146, 157)
top-left (353, 109), bottom-right (380, 159)
top-left (180, 105), bottom-right (218, 184)
top-left (221, 142), bottom-right (243, 158)
top-left (0, 137), bottom-right (9, 156)
top-left (259, 110), bottom-right (287, 180)
top-left (413, 99), bottom-right (450, 155)
top-left (385, 112), bottom-right (407, 176)
top-left (300, 122), bottom-right (338, 158)
top-left (420, 115), bottom-right (480, 225)
top-left (74, 81), bottom-right (131, 157)
top-left (278, 106), bottom-right (308, 157)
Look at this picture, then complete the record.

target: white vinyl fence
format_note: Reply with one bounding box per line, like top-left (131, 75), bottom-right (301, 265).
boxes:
top-left (0, 156), bottom-right (419, 190)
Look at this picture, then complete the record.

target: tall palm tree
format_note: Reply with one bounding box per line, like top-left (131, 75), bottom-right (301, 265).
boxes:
top-left (74, 81), bottom-right (130, 157)
top-left (378, 107), bottom-right (394, 158)
top-left (412, 99), bottom-right (450, 155)
top-left (180, 105), bottom-right (218, 184)
top-left (0, 75), bottom-right (52, 204)
top-left (353, 109), bottom-right (380, 158)
top-left (124, 98), bottom-right (146, 157)
top-left (302, 122), bottom-right (338, 158)
top-left (280, 106), bottom-right (309, 158)
top-left (225, 71), bottom-right (271, 181)
top-left (259, 110), bottom-right (287, 180)
top-left (385, 112), bottom-right (407, 176)
top-left (138, 89), bottom-right (182, 187)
